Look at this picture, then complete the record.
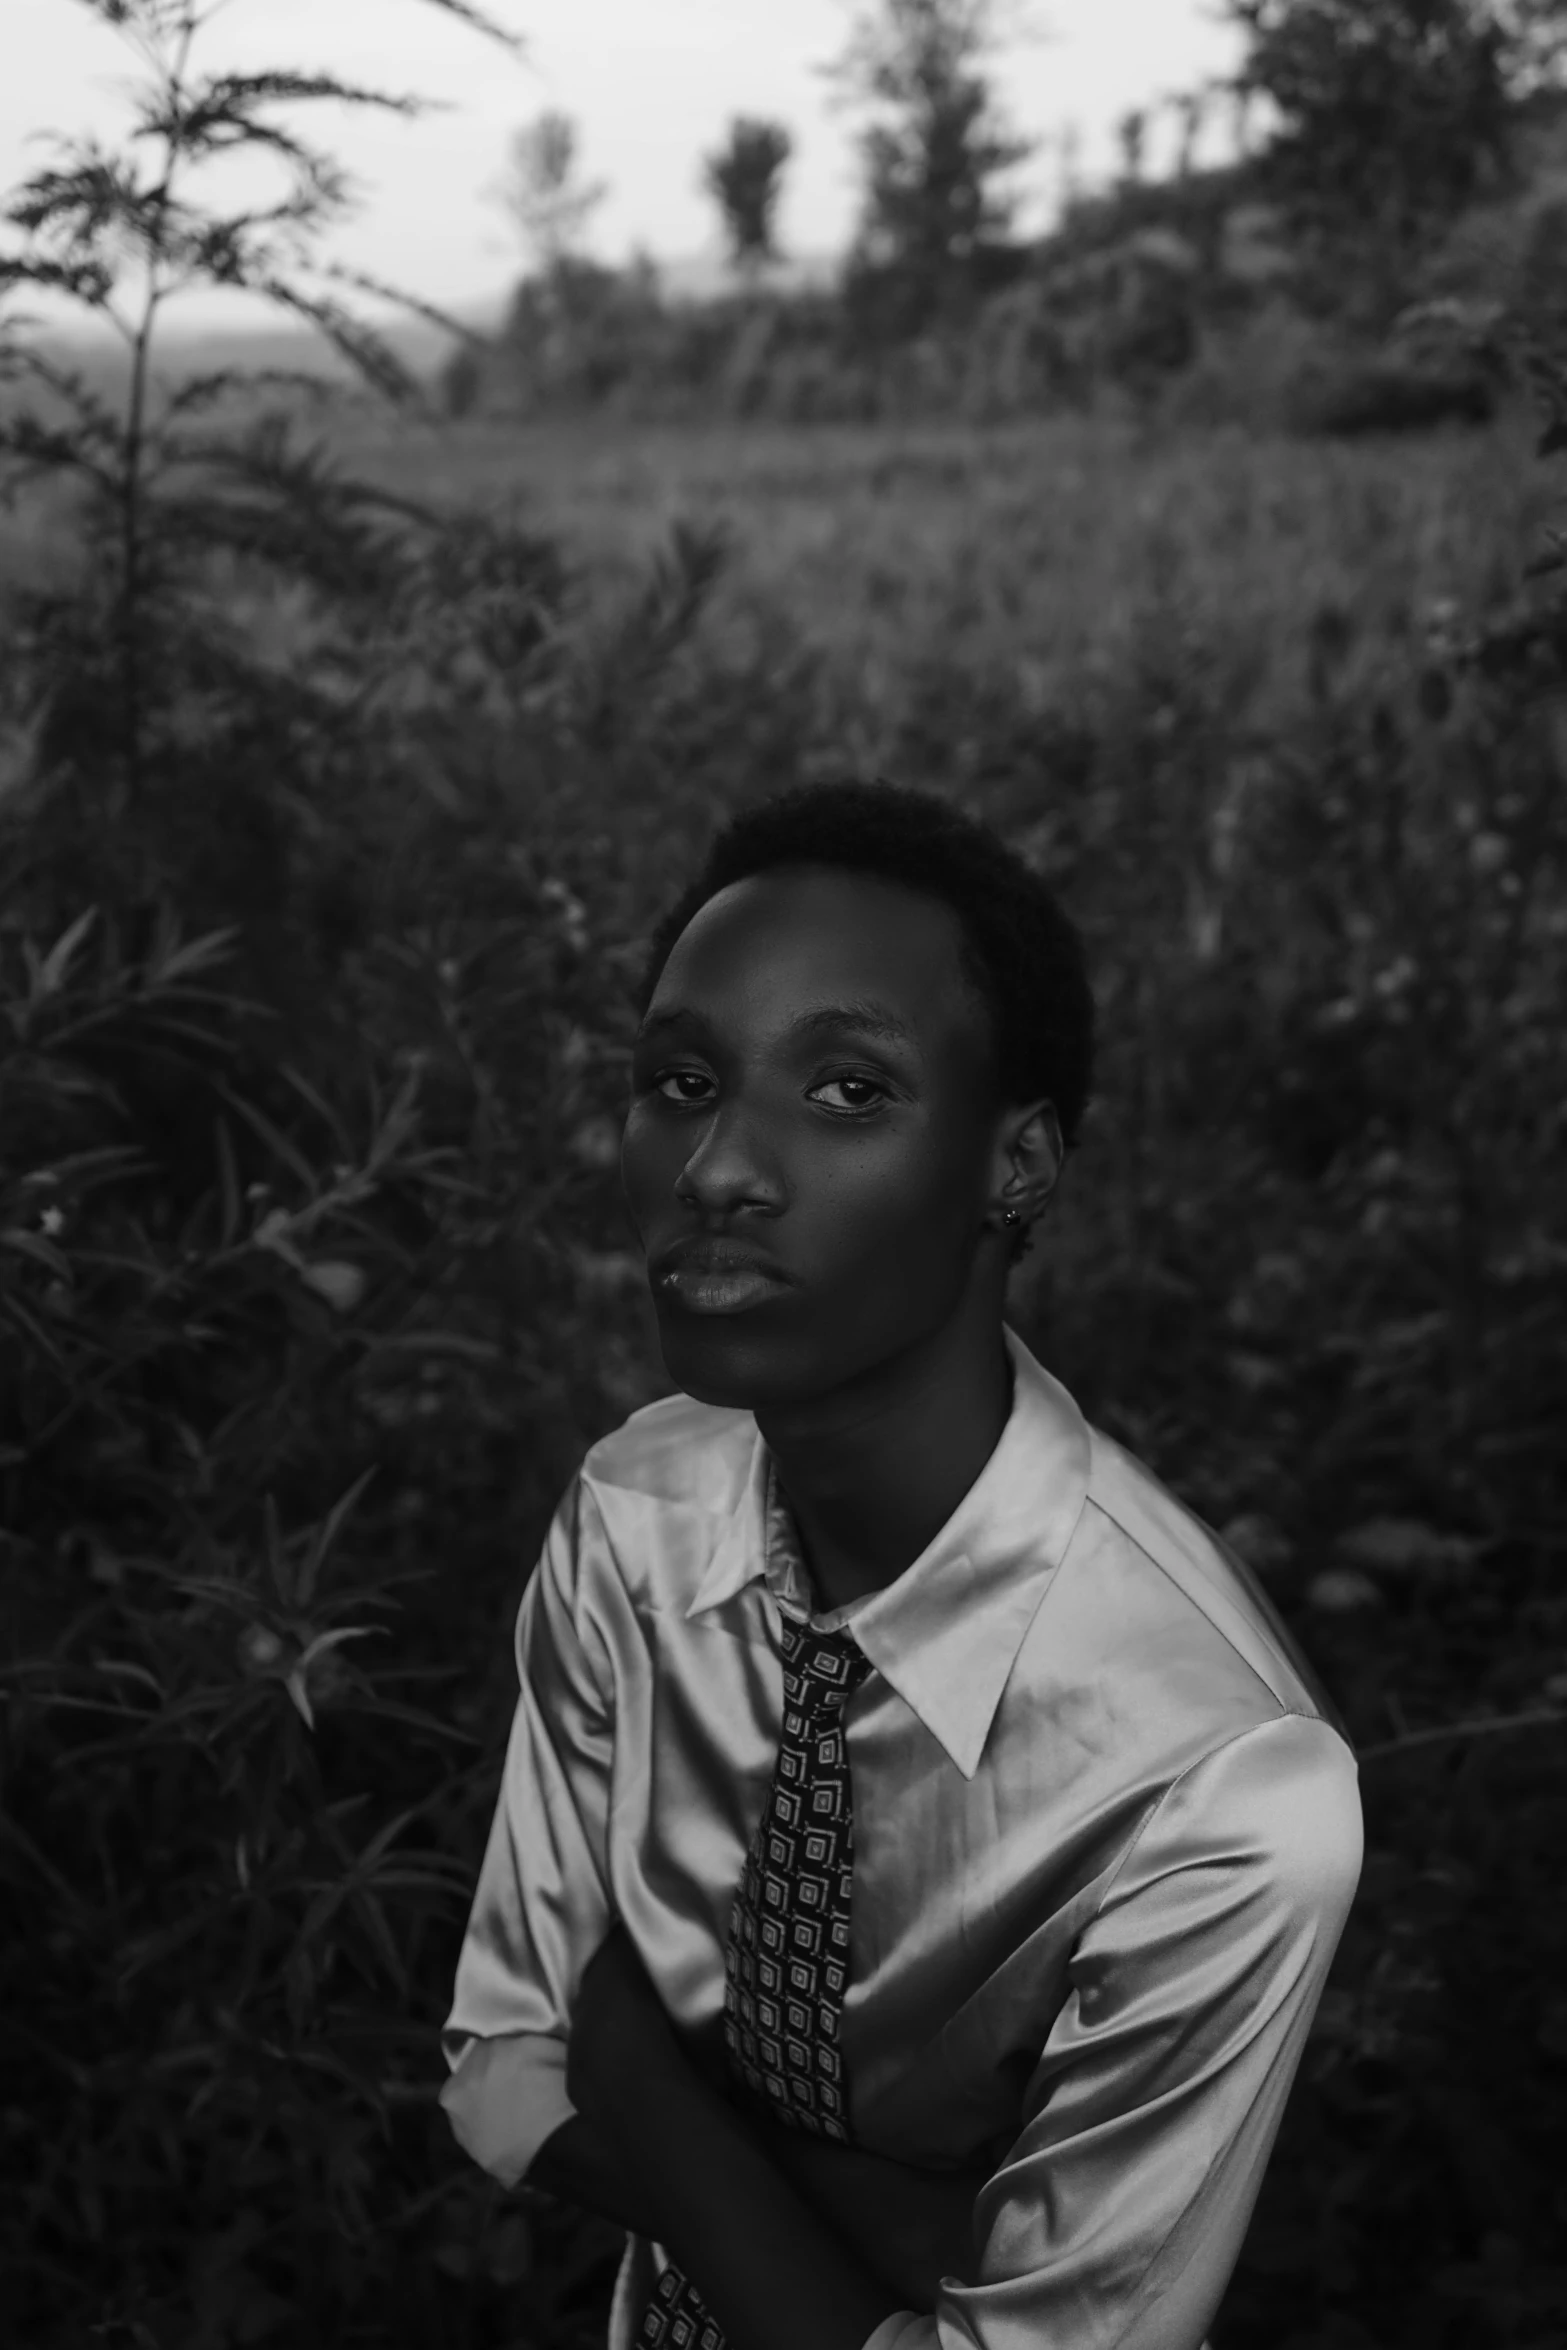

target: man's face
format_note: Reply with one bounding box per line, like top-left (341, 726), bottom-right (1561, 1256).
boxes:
top-left (621, 863), bottom-right (1004, 1412)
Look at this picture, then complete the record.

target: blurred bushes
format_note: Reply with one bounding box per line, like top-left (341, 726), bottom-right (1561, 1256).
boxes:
top-left (879, 500), bottom-right (1567, 2346)
top-left (452, 92), bottom-right (1567, 439)
top-left (448, 248), bottom-right (1219, 426)
top-left (0, 420), bottom-right (823, 2342)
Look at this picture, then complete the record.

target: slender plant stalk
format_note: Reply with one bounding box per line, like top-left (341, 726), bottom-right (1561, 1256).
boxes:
top-left (1358, 1706), bottom-right (1565, 1764)
top-left (118, 5), bottom-right (201, 817)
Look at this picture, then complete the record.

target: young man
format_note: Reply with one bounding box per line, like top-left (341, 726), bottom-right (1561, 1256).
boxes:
top-left (440, 783), bottom-right (1362, 2350)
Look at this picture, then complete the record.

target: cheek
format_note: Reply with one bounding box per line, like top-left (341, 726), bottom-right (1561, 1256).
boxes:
top-left (619, 1104), bottom-right (669, 1222)
top-left (806, 1129), bottom-right (984, 1287)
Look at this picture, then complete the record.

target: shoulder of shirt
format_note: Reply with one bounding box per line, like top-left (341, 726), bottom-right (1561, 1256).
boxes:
top-left (577, 1388), bottom-right (756, 1518)
top-left (1071, 1420), bottom-right (1352, 1747)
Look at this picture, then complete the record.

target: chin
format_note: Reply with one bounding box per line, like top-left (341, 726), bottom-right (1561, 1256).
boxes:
top-left (653, 1312), bottom-right (827, 1414)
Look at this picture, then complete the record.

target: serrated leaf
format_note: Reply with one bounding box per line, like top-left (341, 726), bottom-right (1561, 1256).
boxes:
top-left (95, 1659), bottom-right (164, 1698)
top-left (219, 1085), bottom-right (319, 1190)
top-left (350, 1885), bottom-right (409, 1993)
top-left (1335, 1518), bottom-right (1478, 1578)
top-left (0, 1290), bottom-right (70, 1369)
top-left (36, 908), bottom-right (98, 996)
top-left (213, 1117), bottom-right (241, 1250)
top-left (254, 276), bottom-right (422, 408)
top-left (145, 70), bottom-right (426, 158)
top-left (284, 1664), bottom-right (316, 1729)
top-left (291, 1805), bottom-right (422, 1970)
top-left (145, 923), bottom-right (237, 988)
top-left (364, 1330), bottom-right (502, 1363)
top-left (0, 1227), bottom-right (73, 1279)
top-left (158, 366), bottom-right (336, 432)
top-left (298, 1258), bottom-right (367, 1313)
top-left (297, 1468), bottom-right (376, 1607)
top-left (279, 1061), bottom-right (352, 1153)
top-left (296, 1625), bottom-right (380, 1673)
top-left (263, 1492), bottom-right (292, 1608)
top-left (403, 0), bottom-right (523, 50)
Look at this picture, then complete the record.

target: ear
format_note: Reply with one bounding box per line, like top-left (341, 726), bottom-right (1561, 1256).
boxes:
top-left (988, 1099), bottom-right (1063, 1235)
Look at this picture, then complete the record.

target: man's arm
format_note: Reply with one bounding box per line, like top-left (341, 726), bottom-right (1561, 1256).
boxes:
top-left (440, 1478), bottom-right (618, 2190)
top-left (884, 1715), bottom-right (1363, 2350)
top-left (558, 1719), bottom-right (1359, 2350)
top-left (568, 1929), bottom-right (905, 2350)
top-left (528, 2112), bottom-right (666, 2241)
top-left (442, 1479), bottom-right (986, 2320)
top-left (743, 2112), bottom-right (990, 2309)
top-left (533, 2074), bottom-right (990, 2309)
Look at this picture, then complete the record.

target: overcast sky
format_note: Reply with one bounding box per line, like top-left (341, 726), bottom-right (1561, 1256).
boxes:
top-left (4, 0), bottom-right (1241, 323)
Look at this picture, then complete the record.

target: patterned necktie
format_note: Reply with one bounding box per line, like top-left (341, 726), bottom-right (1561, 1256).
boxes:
top-left (636, 1615), bottom-right (874, 2348)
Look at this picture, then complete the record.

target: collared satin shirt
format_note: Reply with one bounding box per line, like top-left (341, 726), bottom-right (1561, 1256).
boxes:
top-left (441, 1329), bottom-right (1362, 2350)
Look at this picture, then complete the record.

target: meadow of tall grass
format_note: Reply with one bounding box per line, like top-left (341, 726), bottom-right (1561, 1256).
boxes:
top-left (4, 396), bottom-right (1566, 2350)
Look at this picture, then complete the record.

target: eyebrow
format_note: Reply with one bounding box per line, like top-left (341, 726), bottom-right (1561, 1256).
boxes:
top-left (634, 999), bottom-right (917, 1050)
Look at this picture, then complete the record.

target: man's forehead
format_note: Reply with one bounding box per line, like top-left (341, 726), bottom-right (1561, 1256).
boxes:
top-left (658, 865), bottom-right (977, 1015)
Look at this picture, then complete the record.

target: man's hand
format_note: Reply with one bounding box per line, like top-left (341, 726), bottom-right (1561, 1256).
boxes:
top-left (566, 1921), bottom-right (684, 2130)
top-left (534, 1927), bottom-right (707, 2240)
top-left (747, 2106), bottom-right (991, 2308)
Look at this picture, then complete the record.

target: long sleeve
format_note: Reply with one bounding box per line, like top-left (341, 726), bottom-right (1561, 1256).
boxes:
top-left (440, 1476), bottom-right (617, 2189)
top-left (881, 1712), bottom-right (1362, 2350)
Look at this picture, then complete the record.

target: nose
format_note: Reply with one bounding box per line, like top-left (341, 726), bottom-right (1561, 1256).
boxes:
top-left (674, 1098), bottom-right (786, 1218)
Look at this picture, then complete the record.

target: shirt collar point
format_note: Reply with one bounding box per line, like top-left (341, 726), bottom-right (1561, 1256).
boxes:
top-left (685, 1423), bottom-right (771, 1620)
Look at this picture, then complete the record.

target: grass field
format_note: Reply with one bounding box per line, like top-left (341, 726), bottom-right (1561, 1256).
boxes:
top-left (345, 406), bottom-right (1551, 687)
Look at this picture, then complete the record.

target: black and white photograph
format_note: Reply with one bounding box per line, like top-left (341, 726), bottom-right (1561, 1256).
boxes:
top-left (3, 4), bottom-right (1565, 2347)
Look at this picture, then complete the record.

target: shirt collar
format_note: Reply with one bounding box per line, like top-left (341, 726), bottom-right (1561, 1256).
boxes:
top-left (685, 1327), bottom-right (1092, 1779)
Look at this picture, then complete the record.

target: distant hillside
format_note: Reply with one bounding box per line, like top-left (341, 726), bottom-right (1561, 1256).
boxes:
top-left (19, 254), bottom-right (841, 403)
top-left (655, 250), bottom-right (840, 304)
top-left (25, 311), bottom-right (466, 400)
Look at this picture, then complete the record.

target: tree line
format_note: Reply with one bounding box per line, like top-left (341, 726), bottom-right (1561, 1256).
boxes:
top-left (495, 0), bottom-right (1567, 339)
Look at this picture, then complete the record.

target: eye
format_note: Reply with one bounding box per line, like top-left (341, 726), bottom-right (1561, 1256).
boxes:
top-left (809, 1075), bottom-right (889, 1114)
top-left (653, 1069), bottom-right (715, 1104)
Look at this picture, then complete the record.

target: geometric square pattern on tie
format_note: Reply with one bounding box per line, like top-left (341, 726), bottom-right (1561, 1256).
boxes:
top-left (635, 1616), bottom-right (873, 2349)
top-left (724, 1619), bottom-right (872, 2139)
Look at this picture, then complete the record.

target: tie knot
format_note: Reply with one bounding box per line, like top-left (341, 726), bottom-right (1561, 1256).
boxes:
top-left (780, 1620), bottom-right (872, 1718)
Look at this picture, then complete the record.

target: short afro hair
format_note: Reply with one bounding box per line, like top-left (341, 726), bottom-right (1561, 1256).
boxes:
top-left (638, 780), bottom-right (1095, 1149)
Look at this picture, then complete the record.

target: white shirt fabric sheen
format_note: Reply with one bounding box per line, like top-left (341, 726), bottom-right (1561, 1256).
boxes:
top-left (441, 1329), bottom-right (1362, 2350)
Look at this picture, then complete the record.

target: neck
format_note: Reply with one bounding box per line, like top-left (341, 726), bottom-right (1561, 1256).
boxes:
top-left (755, 1292), bottom-right (1014, 1611)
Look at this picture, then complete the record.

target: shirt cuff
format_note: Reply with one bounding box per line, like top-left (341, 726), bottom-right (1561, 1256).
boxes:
top-left (439, 2031), bottom-right (576, 2190)
top-left (860, 2314), bottom-right (935, 2350)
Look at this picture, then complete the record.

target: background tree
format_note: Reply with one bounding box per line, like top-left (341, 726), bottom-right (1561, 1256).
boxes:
top-left (830, 0), bottom-right (1031, 333)
top-left (703, 116), bottom-right (794, 279)
top-left (491, 107), bottom-right (606, 277)
top-left (1172, 88), bottom-right (1209, 178)
top-left (1116, 108), bottom-right (1148, 186)
top-left (1226, 0), bottom-right (1567, 310)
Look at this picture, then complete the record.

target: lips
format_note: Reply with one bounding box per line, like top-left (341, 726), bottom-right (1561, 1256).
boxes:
top-left (649, 1239), bottom-right (793, 1317)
